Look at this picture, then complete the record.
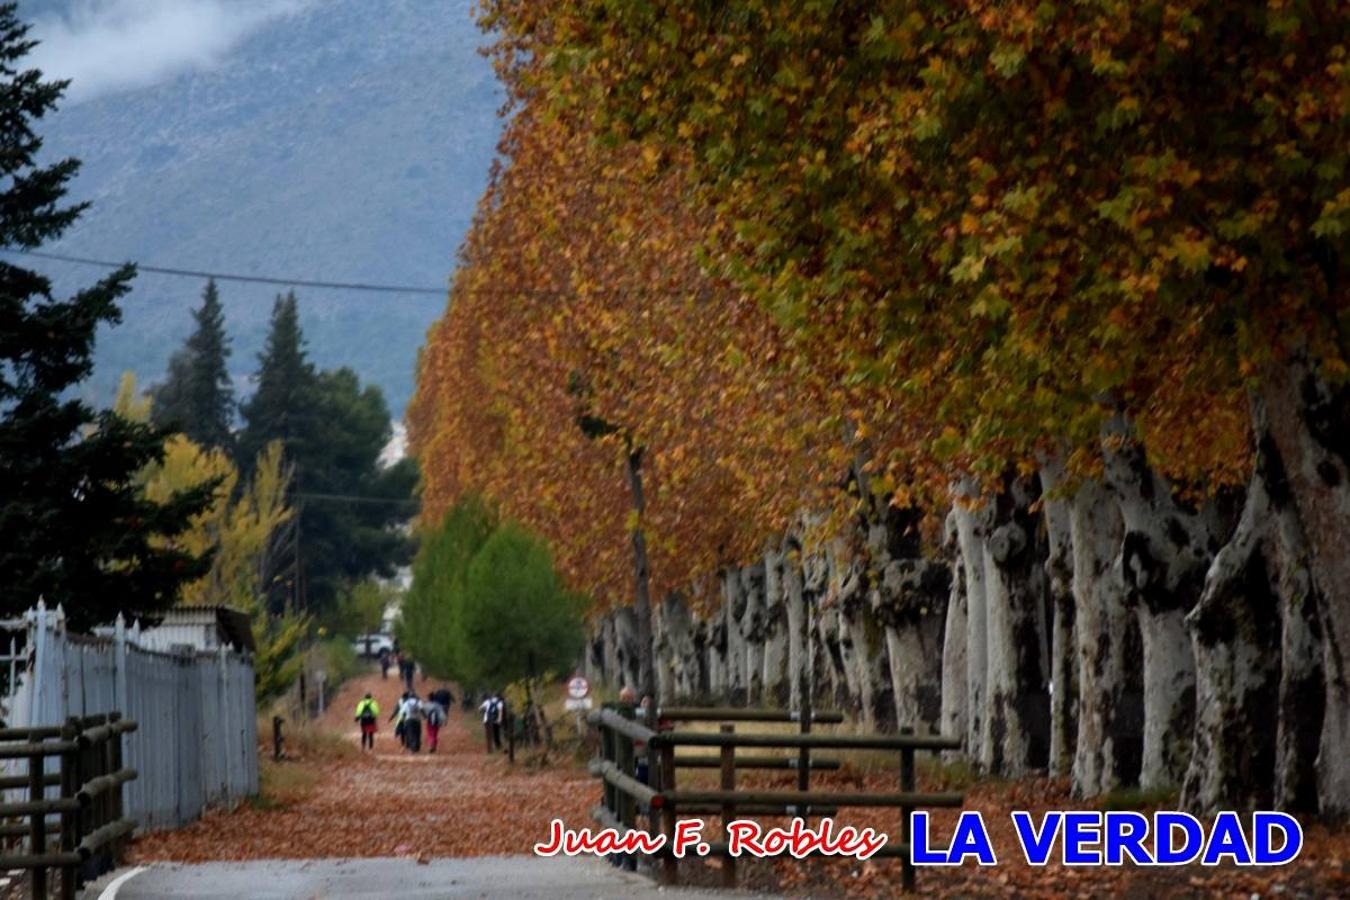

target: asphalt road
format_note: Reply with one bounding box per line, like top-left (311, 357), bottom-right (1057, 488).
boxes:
top-left (82, 856), bottom-right (738, 899)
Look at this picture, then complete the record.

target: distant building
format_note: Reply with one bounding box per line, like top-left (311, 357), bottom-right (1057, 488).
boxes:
top-left (134, 606), bottom-right (256, 654)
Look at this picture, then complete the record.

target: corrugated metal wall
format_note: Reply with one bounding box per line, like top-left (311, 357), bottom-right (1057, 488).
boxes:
top-left (2, 605), bottom-right (259, 831)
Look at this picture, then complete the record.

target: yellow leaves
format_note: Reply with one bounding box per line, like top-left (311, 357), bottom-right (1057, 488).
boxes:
top-left (730, 52), bottom-right (749, 68)
top-left (950, 253), bottom-right (987, 283)
top-left (1166, 231), bottom-right (1214, 274)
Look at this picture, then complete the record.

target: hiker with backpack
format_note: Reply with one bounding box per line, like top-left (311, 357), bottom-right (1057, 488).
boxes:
top-left (353, 692), bottom-right (380, 751)
top-left (424, 695), bottom-right (447, 753)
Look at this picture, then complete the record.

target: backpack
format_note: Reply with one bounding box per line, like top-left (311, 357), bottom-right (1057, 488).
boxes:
top-left (357, 702), bottom-right (377, 724)
top-left (427, 704), bottom-right (445, 727)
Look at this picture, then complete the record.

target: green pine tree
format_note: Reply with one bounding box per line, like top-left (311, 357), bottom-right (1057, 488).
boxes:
top-left (152, 278), bottom-right (235, 450)
top-left (0, 5), bottom-right (216, 628)
top-left (239, 292), bottom-right (415, 614)
top-left (238, 290), bottom-right (314, 469)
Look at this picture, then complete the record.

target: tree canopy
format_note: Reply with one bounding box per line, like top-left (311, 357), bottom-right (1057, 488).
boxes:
top-left (0, 5), bottom-right (214, 627)
top-left (151, 278), bottom-right (234, 452)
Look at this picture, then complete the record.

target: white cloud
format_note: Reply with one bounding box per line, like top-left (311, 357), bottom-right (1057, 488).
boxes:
top-left (28, 0), bottom-right (306, 103)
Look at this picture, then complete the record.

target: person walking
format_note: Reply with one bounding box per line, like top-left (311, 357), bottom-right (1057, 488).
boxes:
top-left (400, 656), bottom-right (417, 692)
top-left (400, 692), bottom-right (424, 753)
top-left (354, 692), bottom-right (380, 751)
top-left (424, 696), bottom-right (446, 753)
top-left (379, 647), bottom-right (392, 680)
top-left (389, 690), bottom-right (410, 747)
top-left (479, 693), bottom-right (496, 753)
top-left (491, 693), bottom-right (507, 752)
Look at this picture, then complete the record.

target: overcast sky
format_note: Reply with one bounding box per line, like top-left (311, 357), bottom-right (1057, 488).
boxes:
top-left (27, 0), bottom-right (306, 103)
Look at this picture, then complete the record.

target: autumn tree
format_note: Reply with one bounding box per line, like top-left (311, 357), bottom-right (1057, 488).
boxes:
top-left (480, 0), bottom-right (1349, 811)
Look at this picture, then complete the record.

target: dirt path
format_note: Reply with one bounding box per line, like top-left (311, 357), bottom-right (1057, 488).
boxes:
top-left (130, 671), bottom-right (594, 862)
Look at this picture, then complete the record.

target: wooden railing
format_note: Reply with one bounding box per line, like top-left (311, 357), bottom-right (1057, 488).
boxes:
top-left (0, 714), bottom-right (139, 899)
top-left (588, 705), bottom-right (962, 892)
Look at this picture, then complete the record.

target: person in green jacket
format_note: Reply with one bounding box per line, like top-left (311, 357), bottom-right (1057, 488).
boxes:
top-left (354, 693), bottom-right (380, 751)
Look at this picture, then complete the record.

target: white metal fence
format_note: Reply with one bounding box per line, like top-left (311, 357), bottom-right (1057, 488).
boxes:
top-left (1, 604), bottom-right (259, 830)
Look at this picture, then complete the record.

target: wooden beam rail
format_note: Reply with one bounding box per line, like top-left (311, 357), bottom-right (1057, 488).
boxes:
top-left (656, 707), bottom-right (845, 724)
top-left (673, 753), bottom-right (840, 770)
top-left (653, 730), bottom-right (961, 752)
top-left (0, 716), bottom-right (139, 899)
top-left (587, 704), bottom-right (964, 894)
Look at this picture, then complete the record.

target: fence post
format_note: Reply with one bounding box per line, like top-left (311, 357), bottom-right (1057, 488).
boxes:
top-left (59, 718), bottom-right (80, 900)
top-left (615, 709), bottom-right (636, 872)
top-left (720, 723), bottom-right (736, 890)
top-left (108, 712), bottom-right (127, 865)
top-left (899, 727), bottom-right (916, 893)
top-left (658, 741), bottom-right (677, 886)
top-left (272, 716), bottom-right (284, 761)
top-left (29, 737), bottom-right (48, 899)
top-left (599, 722), bottom-right (615, 818)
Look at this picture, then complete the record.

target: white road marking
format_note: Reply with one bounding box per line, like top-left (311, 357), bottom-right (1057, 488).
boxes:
top-left (97, 865), bottom-right (147, 900)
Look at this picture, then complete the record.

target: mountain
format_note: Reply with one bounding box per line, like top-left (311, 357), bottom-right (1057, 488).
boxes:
top-left (17, 0), bottom-right (503, 417)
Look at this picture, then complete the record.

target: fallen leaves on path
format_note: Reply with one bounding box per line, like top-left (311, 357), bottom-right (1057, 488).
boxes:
top-left (131, 671), bottom-right (592, 863)
top-left (132, 671), bottom-right (1350, 897)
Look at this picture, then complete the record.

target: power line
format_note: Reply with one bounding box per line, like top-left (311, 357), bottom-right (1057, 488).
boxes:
top-left (1, 248), bottom-right (447, 296)
top-left (295, 491), bottom-right (421, 508)
top-left (1, 247), bottom-right (709, 298)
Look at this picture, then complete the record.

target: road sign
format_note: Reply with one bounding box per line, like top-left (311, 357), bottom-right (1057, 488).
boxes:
top-left (567, 675), bottom-right (590, 700)
top-left (564, 697), bottom-right (593, 711)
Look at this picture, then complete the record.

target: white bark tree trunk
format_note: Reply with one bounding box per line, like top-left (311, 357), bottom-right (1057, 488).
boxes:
top-left (722, 568), bottom-right (747, 703)
top-left (1040, 461), bottom-right (1077, 779)
top-left (762, 549), bottom-right (789, 706)
top-left (940, 509), bottom-right (969, 757)
top-left (952, 482), bottom-right (990, 764)
top-left (874, 558), bottom-right (950, 731)
top-left (783, 541), bottom-right (807, 713)
top-left (1261, 355), bottom-right (1350, 816)
top-left (1105, 421), bottom-right (1214, 789)
top-left (1068, 478), bottom-right (1134, 797)
top-left (980, 477), bottom-right (1051, 776)
top-left (1180, 460), bottom-right (1279, 813)
top-left (740, 563), bottom-right (767, 704)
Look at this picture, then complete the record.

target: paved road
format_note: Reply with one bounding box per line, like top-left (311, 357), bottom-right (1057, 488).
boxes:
top-left (83, 856), bottom-right (740, 899)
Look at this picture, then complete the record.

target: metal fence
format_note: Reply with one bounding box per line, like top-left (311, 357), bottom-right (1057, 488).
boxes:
top-left (1, 604), bottom-right (258, 831)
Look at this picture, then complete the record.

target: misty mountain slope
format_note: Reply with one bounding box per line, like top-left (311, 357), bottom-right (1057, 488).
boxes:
top-left (20, 0), bottom-right (502, 415)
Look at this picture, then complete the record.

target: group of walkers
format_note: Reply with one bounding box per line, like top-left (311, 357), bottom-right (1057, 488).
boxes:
top-left (353, 684), bottom-right (454, 753)
top-left (378, 648), bottom-right (419, 692)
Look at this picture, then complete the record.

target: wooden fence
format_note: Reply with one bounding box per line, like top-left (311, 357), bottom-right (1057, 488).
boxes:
top-left (0, 713), bottom-right (138, 899)
top-left (588, 705), bottom-right (962, 892)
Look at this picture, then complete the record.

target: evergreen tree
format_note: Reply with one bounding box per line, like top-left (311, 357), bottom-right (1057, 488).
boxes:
top-left (238, 290), bottom-right (314, 469)
top-left (151, 278), bottom-right (234, 450)
top-left (0, 5), bottom-right (215, 628)
top-left (239, 291), bottom-right (414, 613)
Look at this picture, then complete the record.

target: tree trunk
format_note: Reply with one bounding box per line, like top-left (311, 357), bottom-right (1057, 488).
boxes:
top-left (762, 548), bottom-right (789, 706)
top-left (940, 509), bottom-right (969, 757)
top-left (1068, 478), bottom-right (1136, 797)
top-left (1105, 422), bottom-right (1213, 789)
top-left (1261, 355), bottom-right (1350, 817)
top-left (784, 541), bottom-right (806, 712)
top-left (623, 447), bottom-right (656, 701)
top-left (722, 567), bottom-right (747, 704)
top-left (1040, 461), bottom-right (1077, 779)
top-left (1181, 459), bottom-right (1280, 813)
top-left (874, 558), bottom-right (950, 731)
top-left (612, 606), bottom-right (639, 691)
top-left (740, 563), bottom-right (767, 704)
top-left (980, 476), bottom-right (1051, 776)
top-left (952, 483), bottom-right (990, 764)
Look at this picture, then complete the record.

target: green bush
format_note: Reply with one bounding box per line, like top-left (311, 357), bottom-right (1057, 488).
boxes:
top-left (452, 522), bottom-right (585, 689)
top-left (397, 496), bottom-right (496, 678)
top-left (399, 497), bottom-right (585, 690)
